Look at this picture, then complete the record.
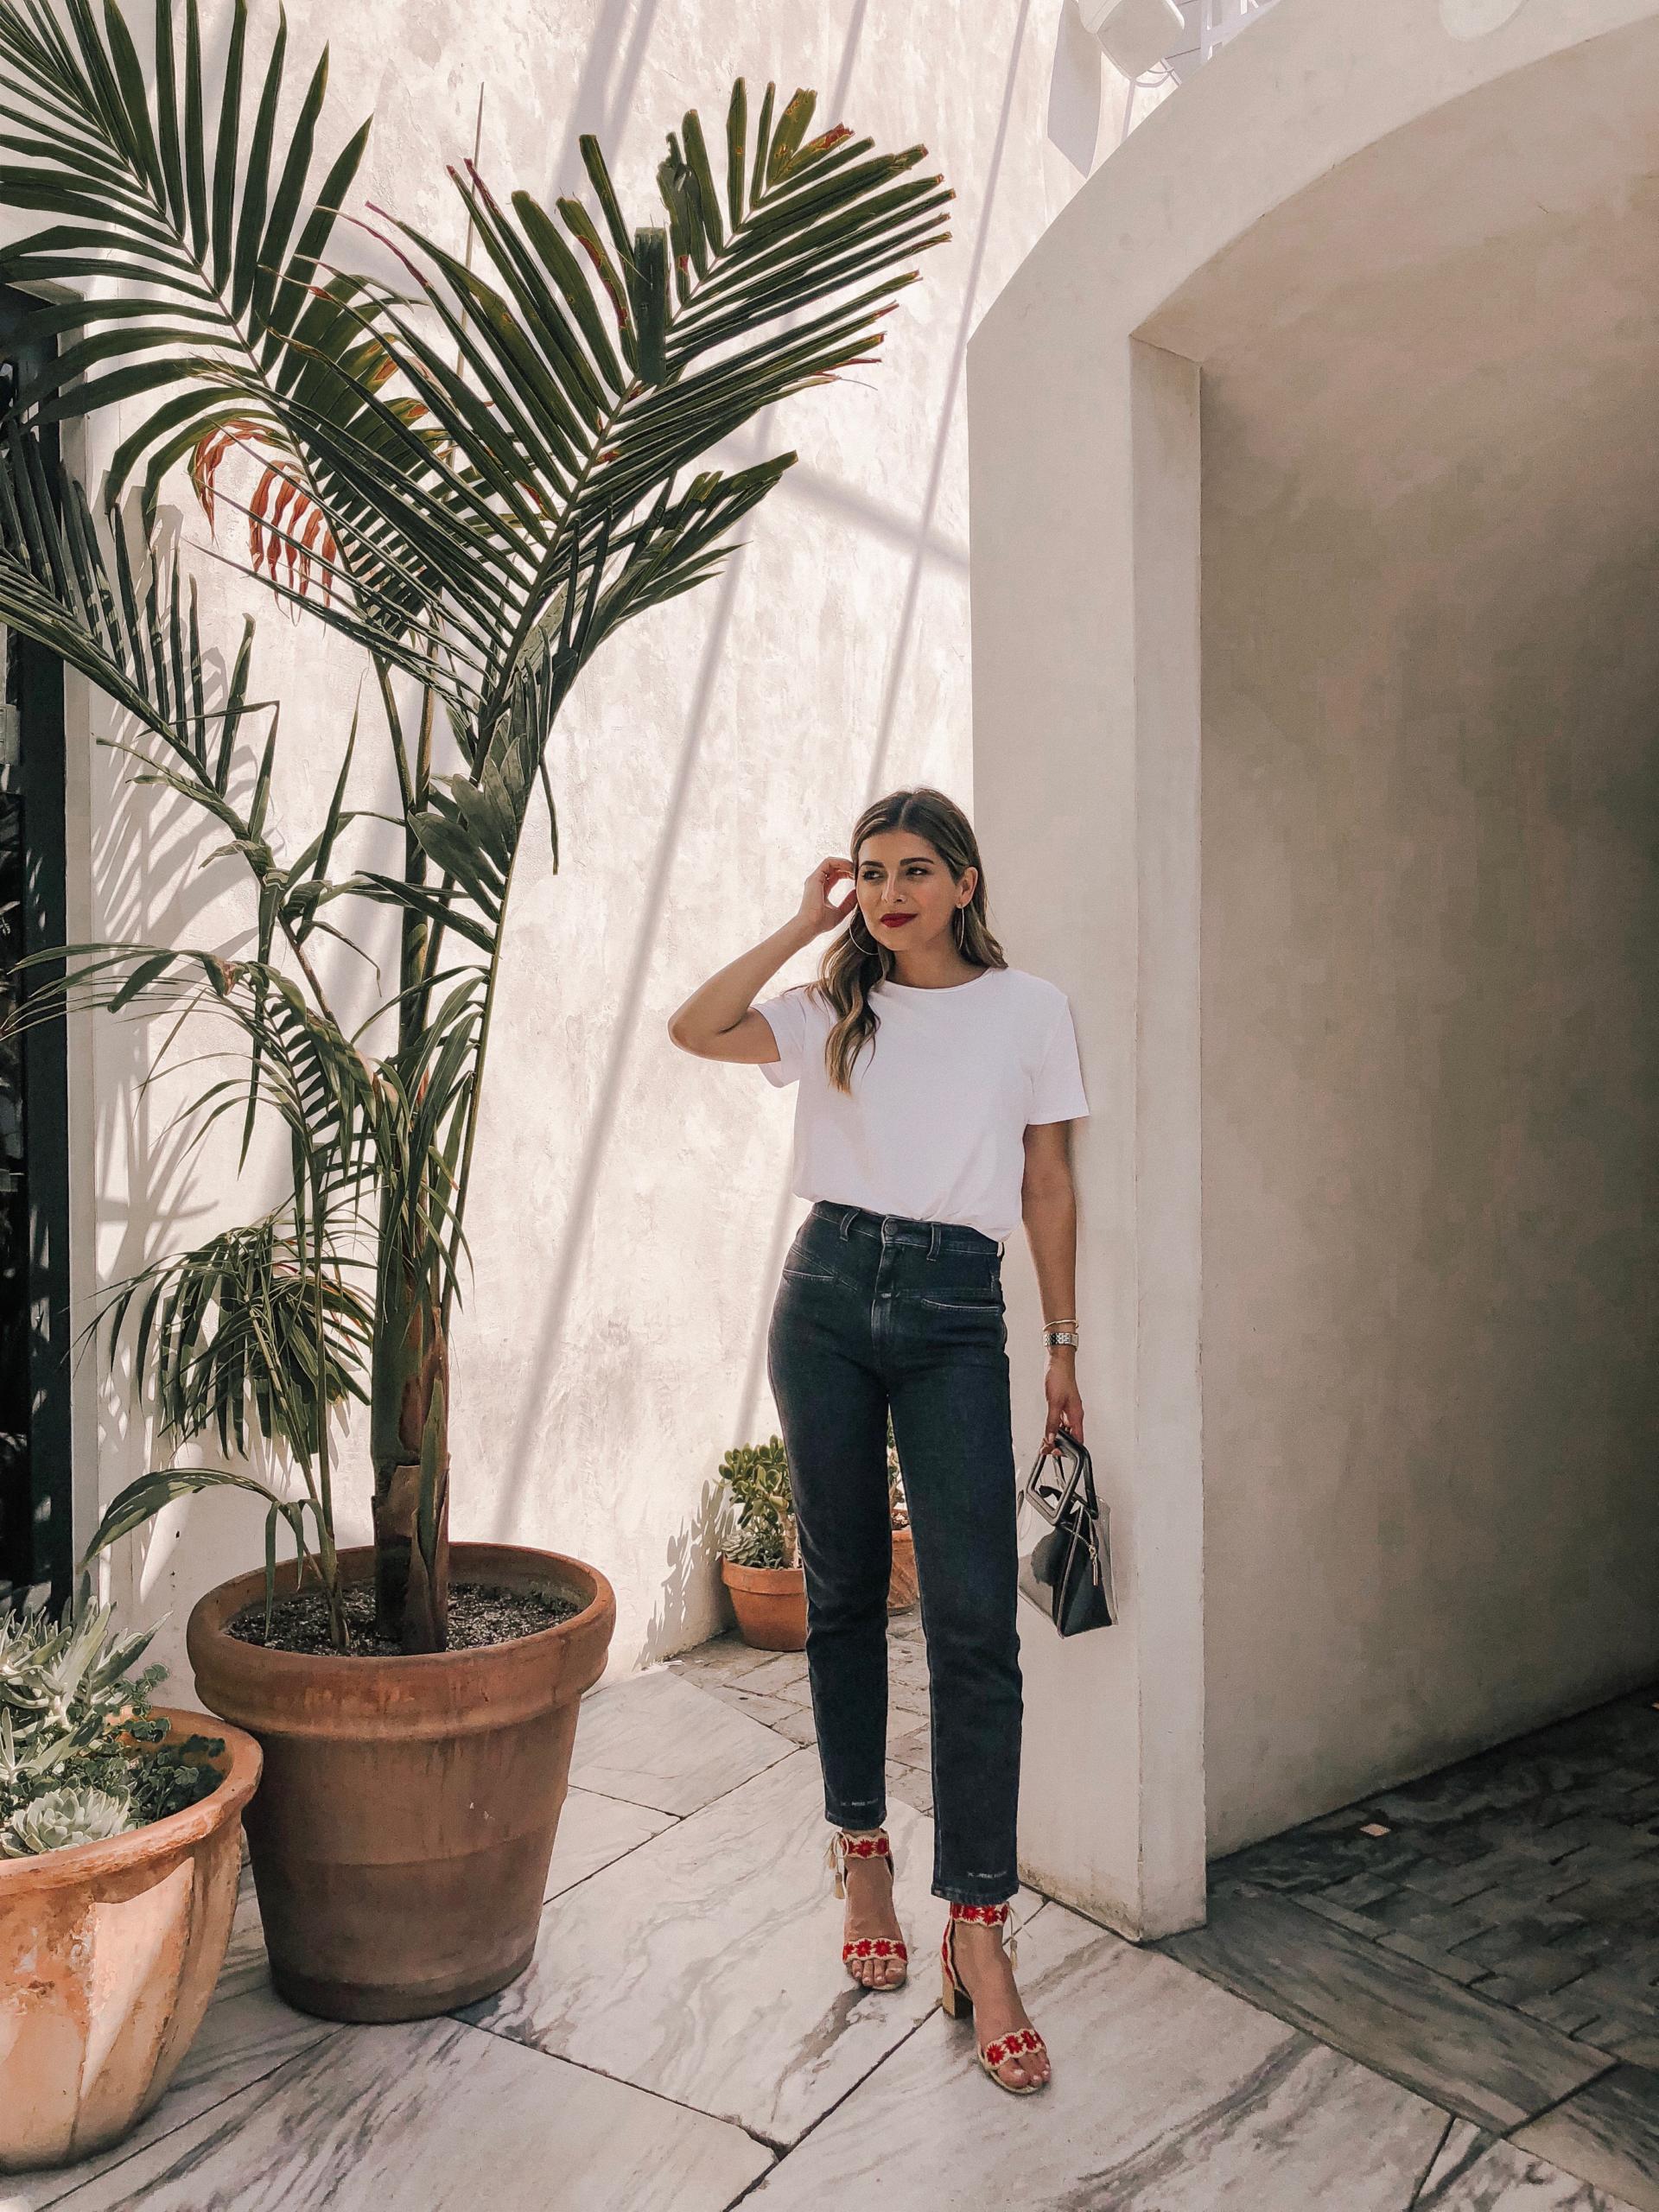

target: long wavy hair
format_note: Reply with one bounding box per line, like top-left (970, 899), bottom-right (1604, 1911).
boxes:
top-left (811, 787), bottom-right (1007, 1093)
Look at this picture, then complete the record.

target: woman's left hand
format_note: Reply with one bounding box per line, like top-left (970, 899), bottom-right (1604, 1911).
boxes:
top-left (1043, 1357), bottom-right (1084, 1453)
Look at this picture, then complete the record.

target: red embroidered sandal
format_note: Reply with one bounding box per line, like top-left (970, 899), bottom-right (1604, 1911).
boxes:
top-left (940, 1901), bottom-right (1050, 2094)
top-left (825, 1827), bottom-right (909, 1989)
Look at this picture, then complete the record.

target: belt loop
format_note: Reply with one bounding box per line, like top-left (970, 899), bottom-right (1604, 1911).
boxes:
top-left (928, 1220), bottom-right (941, 1260)
top-left (838, 1206), bottom-right (854, 1241)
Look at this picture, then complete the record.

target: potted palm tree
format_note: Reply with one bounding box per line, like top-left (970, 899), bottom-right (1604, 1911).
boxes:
top-left (718, 1421), bottom-right (915, 1649)
top-left (0, 1), bottom-right (950, 2020)
top-left (0, 1602), bottom-right (260, 2172)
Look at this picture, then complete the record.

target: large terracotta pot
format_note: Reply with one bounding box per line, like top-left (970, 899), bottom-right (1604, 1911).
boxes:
top-left (186, 1541), bottom-right (615, 2024)
top-left (0, 1709), bottom-right (262, 2174)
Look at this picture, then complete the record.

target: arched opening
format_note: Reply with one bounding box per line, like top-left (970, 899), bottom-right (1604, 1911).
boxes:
top-left (970, 0), bottom-right (1659, 1936)
top-left (1165, 10), bottom-right (1659, 1856)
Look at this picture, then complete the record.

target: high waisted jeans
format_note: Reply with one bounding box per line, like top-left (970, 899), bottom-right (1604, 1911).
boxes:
top-left (766, 1199), bottom-right (1022, 1906)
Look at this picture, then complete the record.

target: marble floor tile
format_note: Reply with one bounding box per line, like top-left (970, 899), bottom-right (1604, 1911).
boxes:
top-left (734, 1651), bottom-right (813, 1703)
top-left (6, 1885), bottom-right (333, 2211)
top-left (37, 2018), bottom-right (772, 2212)
top-left (1513, 2064), bottom-right (1659, 2212)
top-left (741, 1897), bottom-right (1448, 2209)
top-left (463, 1745), bottom-right (1045, 2147)
top-left (1416, 2120), bottom-right (1642, 2209)
top-left (766, 1704), bottom-right (819, 1747)
top-left (1417, 2120), bottom-right (1498, 2199)
top-left (1160, 1893), bottom-right (1613, 2131)
top-left (567, 1665), bottom-right (792, 1815)
top-left (548, 1784), bottom-right (678, 1898)
top-left (695, 1680), bottom-right (804, 1729)
top-left (887, 1764), bottom-right (934, 1816)
top-left (668, 1634), bottom-right (780, 1684)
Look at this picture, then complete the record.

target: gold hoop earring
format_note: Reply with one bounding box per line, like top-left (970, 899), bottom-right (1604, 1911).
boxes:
top-left (849, 912), bottom-right (882, 957)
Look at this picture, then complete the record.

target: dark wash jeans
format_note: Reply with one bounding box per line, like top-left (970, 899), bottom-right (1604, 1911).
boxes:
top-left (766, 1199), bottom-right (1022, 1906)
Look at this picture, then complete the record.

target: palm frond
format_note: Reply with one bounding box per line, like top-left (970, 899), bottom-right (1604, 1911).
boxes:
top-left (246, 79), bottom-right (950, 756)
top-left (97, 1209), bottom-right (372, 1459)
top-left (0, 409), bottom-right (262, 772)
top-left (0, 0), bottom-right (375, 500)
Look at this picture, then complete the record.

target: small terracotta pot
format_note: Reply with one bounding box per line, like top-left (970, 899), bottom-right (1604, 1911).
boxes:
top-left (187, 1541), bottom-right (615, 2024)
top-left (887, 1522), bottom-right (918, 1611)
top-left (0, 1708), bottom-right (262, 2174)
top-left (720, 1556), bottom-right (807, 1650)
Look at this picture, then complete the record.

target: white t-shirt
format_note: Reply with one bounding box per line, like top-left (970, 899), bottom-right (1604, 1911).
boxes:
top-left (755, 966), bottom-right (1089, 1243)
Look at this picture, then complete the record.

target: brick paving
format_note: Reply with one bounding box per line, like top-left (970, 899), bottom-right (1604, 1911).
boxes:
top-left (1209, 1680), bottom-right (1659, 2068)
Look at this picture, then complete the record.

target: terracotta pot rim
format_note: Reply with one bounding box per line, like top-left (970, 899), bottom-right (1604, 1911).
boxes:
top-left (188, 1540), bottom-right (616, 1684)
top-left (719, 1559), bottom-right (808, 1608)
top-left (0, 1704), bottom-right (261, 1897)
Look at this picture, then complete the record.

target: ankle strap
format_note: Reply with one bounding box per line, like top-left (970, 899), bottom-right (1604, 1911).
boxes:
top-left (838, 1832), bottom-right (891, 1859)
top-left (824, 1826), bottom-right (893, 1897)
top-left (946, 1897), bottom-right (1020, 1965)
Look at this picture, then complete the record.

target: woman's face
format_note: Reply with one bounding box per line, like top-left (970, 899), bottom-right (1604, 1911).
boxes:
top-left (855, 831), bottom-right (976, 952)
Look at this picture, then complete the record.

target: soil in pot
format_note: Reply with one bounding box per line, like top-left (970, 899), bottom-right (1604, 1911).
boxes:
top-left (227, 1581), bottom-right (578, 1656)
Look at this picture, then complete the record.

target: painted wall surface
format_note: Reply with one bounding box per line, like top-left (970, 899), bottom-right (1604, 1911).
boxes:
top-left (14, 1), bottom-right (1151, 1685)
top-left (969, 0), bottom-right (1659, 1927)
top-left (1193, 22), bottom-right (1659, 1850)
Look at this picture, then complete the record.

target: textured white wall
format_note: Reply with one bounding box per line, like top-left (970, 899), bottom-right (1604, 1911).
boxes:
top-left (1193, 19), bottom-right (1659, 1850)
top-left (969, 0), bottom-right (1659, 1927)
top-left (35, 0), bottom-right (1147, 1683)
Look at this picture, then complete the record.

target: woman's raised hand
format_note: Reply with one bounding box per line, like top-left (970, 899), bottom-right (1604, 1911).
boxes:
top-left (797, 856), bottom-right (858, 937)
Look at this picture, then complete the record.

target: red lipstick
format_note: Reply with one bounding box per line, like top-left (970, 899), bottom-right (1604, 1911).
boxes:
top-left (880, 914), bottom-right (916, 929)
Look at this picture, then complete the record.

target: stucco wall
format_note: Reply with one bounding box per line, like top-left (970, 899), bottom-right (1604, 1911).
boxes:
top-left (969, 0), bottom-right (1659, 1923)
top-left (25, 0), bottom-right (1146, 1682)
top-left (1195, 31), bottom-right (1659, 1848)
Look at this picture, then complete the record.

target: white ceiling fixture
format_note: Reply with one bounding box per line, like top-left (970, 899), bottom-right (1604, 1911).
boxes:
top-left (1077, 0), bottom-right (1186, 79)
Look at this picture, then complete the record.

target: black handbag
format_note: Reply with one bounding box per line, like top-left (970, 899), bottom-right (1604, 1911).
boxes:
top-left (1016, 1426), bottom-right (1115, 1636)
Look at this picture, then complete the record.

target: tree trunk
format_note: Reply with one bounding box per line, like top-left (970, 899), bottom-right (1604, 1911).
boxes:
top-left (371, 1244), bottom-right (450, 1652)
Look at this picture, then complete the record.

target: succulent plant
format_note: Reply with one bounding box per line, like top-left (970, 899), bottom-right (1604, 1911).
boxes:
top-left (1, 1784), bottom-right (133, 1858)
top-left (0, 1602), bottom-right (222, 1858)
top-left (719, 1418), bottom-right (908, 1567)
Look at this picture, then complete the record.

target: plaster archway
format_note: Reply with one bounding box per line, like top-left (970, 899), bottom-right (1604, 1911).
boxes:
top-left (970, 0), bottom-right (1659, 1936)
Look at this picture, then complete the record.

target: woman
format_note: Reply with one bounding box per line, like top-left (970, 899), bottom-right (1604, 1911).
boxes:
top-left (667, 787), bottom-right (1088, 2096)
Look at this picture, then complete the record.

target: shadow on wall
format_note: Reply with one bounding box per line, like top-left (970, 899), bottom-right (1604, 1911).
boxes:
top-left (1047, 0), bottom-right (1103, 173)
top-left (643, 1477), bottom-right (733, 1662)
top-left (82, 532), bottom-right (374, 1625)
top-left (492, 0), bottom-right (1042, 1677)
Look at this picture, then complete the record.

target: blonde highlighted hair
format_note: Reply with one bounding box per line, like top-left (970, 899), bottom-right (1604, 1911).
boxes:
top-left (808, 787), bottom-right (1005, 1093)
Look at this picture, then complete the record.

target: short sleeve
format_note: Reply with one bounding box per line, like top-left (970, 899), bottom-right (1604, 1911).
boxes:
top-left (1030, 998), bottom-right (1090, 1124)
top-left (755, 987), bottom-right (810, 1088)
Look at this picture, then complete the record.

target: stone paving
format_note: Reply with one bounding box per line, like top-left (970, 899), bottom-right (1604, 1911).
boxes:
top-left (667, 1605), bottom-right (938, 1815)
top-left (1193, 1677), bottom-right (1659, 2067)
top-left (12, 1618), bottom-right (1655, 2210)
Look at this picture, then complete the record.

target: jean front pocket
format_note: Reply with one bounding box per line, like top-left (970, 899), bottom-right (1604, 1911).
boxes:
top-left (780, 1227), bottom-right (843, 1289)
top-left (916, 1267), bottom-right (1004, 1314)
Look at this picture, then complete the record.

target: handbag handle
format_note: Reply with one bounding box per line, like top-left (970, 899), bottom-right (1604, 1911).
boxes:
top-left (1024, 1425), bottom-right (1096, 1529)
